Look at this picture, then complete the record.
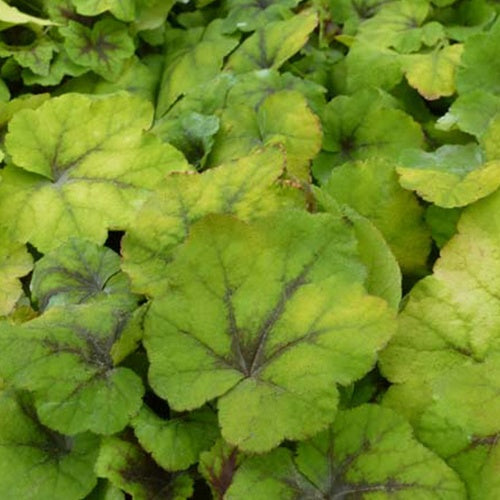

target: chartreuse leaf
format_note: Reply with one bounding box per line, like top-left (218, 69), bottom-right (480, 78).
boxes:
top-left (156, 20), bottom-right (238, 116)
top-left (132, 405), bottom-right (219, 471)
top-left (96, 432), bottom-right (194, 500)
top-left (456, 19), bottom-right (500, 96)
top-left (226, 404), bottom-right (466, 499)
top-left (121, 148), bottom-right (301, 296)
top-left (0, 0), bottom-right (55, 25)
top-left (0, 390), bottom-right (99, 500)
top-left (0, 303), bottom-right (144, 435)
top-left (30, 238), bottom-right (136, 311)
top-left (60, 19), bottom-right (135, 81)
top-left (0, 93), bottom-right (49, 127)
top-left (380, 188), bottom-right (500, 406)
top-left (436, 90), bottom-right (500, 138)
top-left (199, 440), bottom-right (241, 500)
top-left (0, 93), bottom-right (190, 252)
top-left (225, 10), bottom-right (317, 73)
top-left (209, 89), bottom-right (322, 180)
top-left (417, 358), bottom-right (500, 499)
top-left (314, 89), bottom-right (424, 182)
top-left (403, 44), bottom-right (463, 100)
top-left (322, 158), bottom-right (430, 276)
top-left (71, 0), bottom-right (135, 22)
top-left (222, 0), bottom-right (298, 33)
top-left (313, 189), bottom-right (402, 310)
top-left (145, 212), bottom-right (395, 452)
top-left (0, 227), bottom-right (32, 316)
top-left (397, 144), bottom-right (500, 207)
top-left (357, 0), bottom-right (445, 53)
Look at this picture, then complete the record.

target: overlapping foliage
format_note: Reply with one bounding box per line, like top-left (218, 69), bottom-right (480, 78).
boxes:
top-left (0, 0), bottom-right (499, 498)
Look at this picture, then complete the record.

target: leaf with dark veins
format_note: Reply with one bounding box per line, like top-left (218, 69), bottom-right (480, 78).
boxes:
top-left (121, 147), bottom-right (301, 297)
top-left (0, 303), bottom-right (144, 435)
top-left (199, 440), bottom-right (242, 500)
top-left (31, 238), bottom-right (137, 311)
top-left (0, 389), bottom-right (99, 500)
top-left (0, 93), bottom-right (190, 252)
top-left (60, 19), bottom-right (135, 81)
top-left (226, 405), bottom-right (466, 499)
top-left (95, 431), bottom-right (193, 500)
top-left (145, 211), bottom-right (395, 452)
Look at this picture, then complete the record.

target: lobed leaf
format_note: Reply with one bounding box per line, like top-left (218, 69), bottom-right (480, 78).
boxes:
top-left (145, 212), bottom-right (395, 451)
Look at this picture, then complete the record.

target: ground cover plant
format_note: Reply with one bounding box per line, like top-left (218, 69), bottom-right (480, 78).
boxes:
top-left (0, 0), bottom-right (499, 498)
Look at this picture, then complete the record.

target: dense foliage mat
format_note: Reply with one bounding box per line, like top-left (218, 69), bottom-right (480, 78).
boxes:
top-left (0, 0), bottom-right (499, 498)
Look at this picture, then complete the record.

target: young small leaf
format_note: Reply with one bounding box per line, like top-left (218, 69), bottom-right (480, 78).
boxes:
top-left (132, 405), bottom-right (219, 471)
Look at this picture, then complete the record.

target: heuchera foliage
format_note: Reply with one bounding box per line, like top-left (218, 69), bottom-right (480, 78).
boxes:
top-left (0, 0), bottom-right (498, 498)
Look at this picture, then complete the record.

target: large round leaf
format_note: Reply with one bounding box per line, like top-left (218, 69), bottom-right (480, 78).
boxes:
top-left (145, 211), bottom-right (395, 452)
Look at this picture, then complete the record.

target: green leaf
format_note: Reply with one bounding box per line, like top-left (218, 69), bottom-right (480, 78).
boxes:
top-left (417, 358), bottom-right (500, 499)
top-left (86, 479), bottom-right (125, 500)
top-left (0, 227), bottom-right (32, 316)
top-left (226, 404), bottom-right (466, 499)
top-left (313, 189), bottom-right (402, 310)
top-left (397, 144), bottom-right (500, 208)
top-left (121, 148), bottom-right (300, 296)
top-left (0, 93), bottom-right (190, 252)
top-left (225, 69), bottom-right (326, 114)
top-left (145, 212), bottom-right (395, 452)
top-left (345, 42), bottom-right (403, 92)
top-left (436, 90), bottom-right (500, 138)
top-left (30, 238), bottom-right (136, 311)
top-left (0, 390), bottom-right (98, 500)
top-left (0, 303), bottom-right (144, 435)
top-left (0, 1), bottom-right (55, 26)
top-left (96, 432), bottom-right (194, 500)
top-left (209, 89), bottom-right (322, 180)
top-left (222, 0), bottom-right (298, 33)
top-left (328, 0), bottom-right (392, 35)
top-left (8, 39), bottom-right (57, 77)
top-left (156, 20), bottom-right (238, 116)
top-left (153, 111), bottom-right (220, 168)
top-left (380, 188), bottom-right (500, 387)
top-left (21, 51), bottom-right (88, 87)
top-left (72, 0), bottom-right (136, 22)
top-left (322, 158), bottom-right (430, 276)
top-left (441, 0), bottom-right (496, 41)
top-left (425, 205), bottom-right (462, 248)
top-left (456, 19), bottom-right (500, 95)
top-left (225, 10), bottom-right (317, 73)
top-left (132, 405), bottom-right (219, 471)
top-left (403, 44), bottom-right (463, 100)
top-left (357, 0), bottom-right (444, 53)
top-left (60, 19), bottom-right (135, 81)
top-left (199, 440), bottom-right (241, 500)
top-left (314, 89), bottom-right (424, 182)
